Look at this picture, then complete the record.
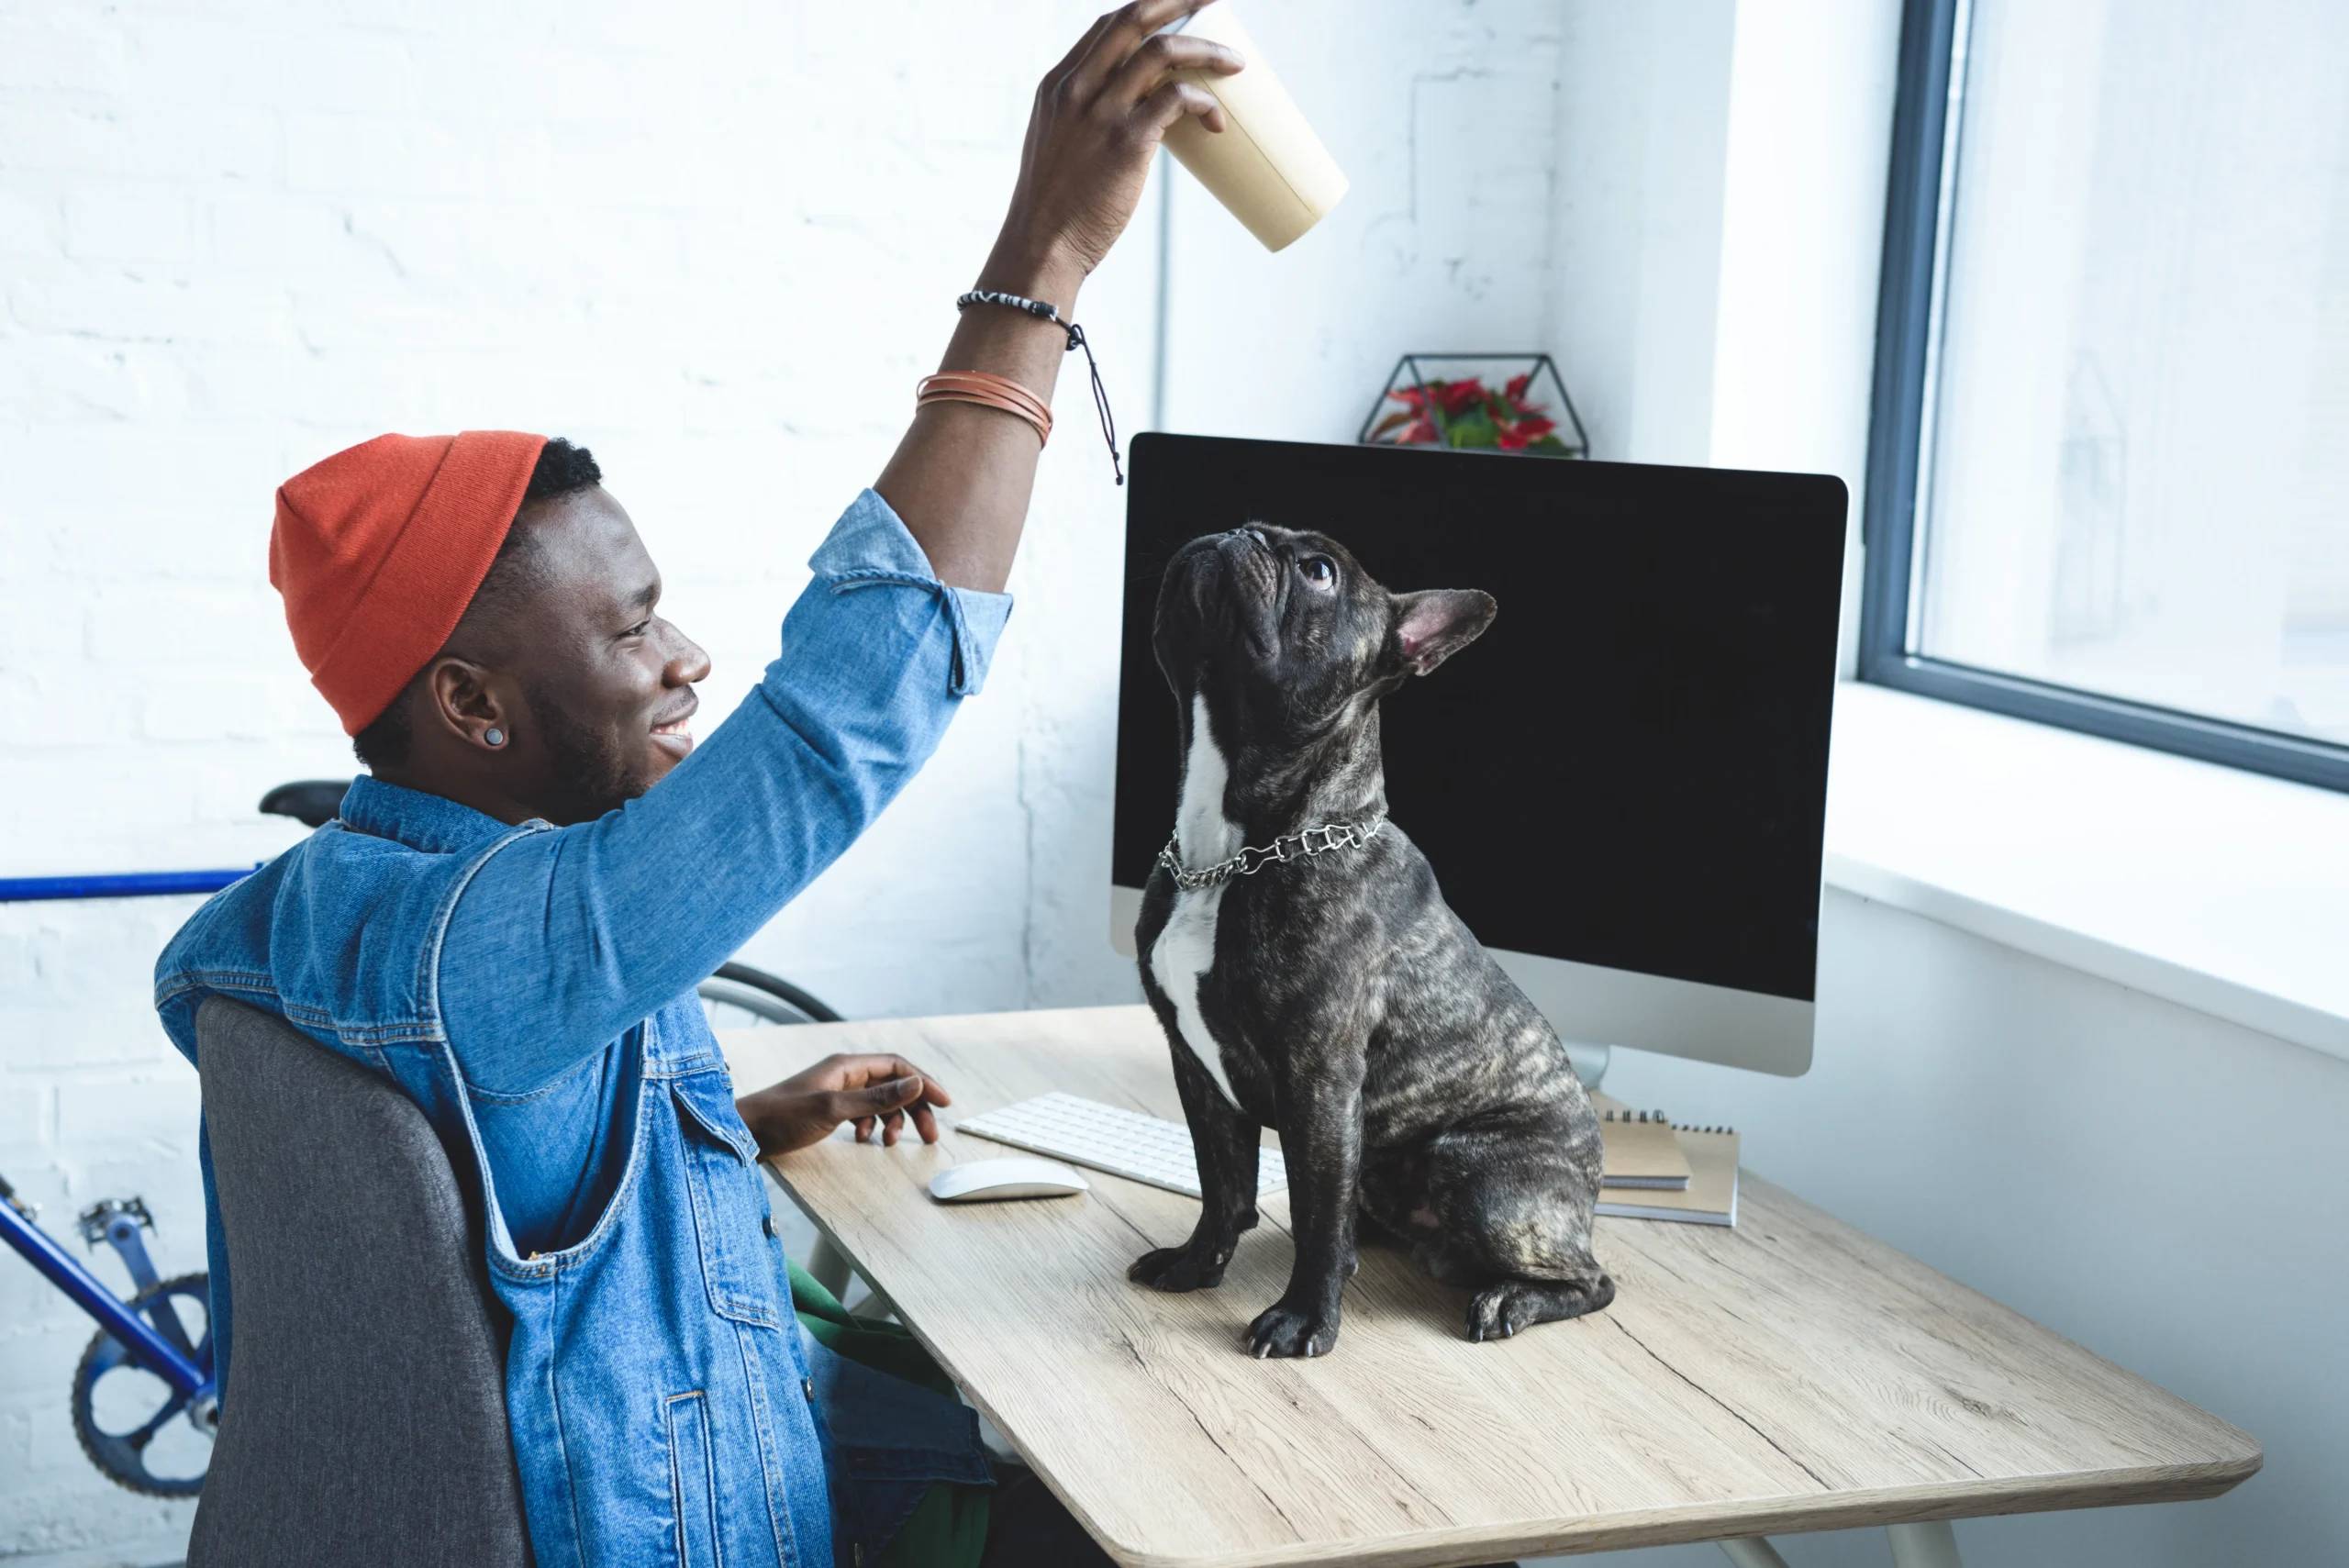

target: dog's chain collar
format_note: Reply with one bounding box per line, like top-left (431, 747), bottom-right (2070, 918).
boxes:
top-left (1155, 816), bottom-right (1386, 893)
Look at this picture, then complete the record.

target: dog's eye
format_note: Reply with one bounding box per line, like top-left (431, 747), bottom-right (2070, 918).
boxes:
top-left (1300, 556), bottom-right (1336, 587)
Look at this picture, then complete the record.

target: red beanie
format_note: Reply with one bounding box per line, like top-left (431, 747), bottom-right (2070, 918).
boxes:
top-left (271, 431), bottom-right (549, 735)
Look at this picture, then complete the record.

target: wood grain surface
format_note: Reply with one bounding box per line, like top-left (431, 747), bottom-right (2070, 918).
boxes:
top-left (720, 1007), bottom-right (2258, 1568)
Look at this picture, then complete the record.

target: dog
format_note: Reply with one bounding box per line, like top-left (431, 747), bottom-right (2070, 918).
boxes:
top-left (1130, 524), bottom-right (1614, 1358)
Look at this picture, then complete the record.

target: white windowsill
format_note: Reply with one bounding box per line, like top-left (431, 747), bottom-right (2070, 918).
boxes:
top-left (1823, 681), bottom-right (2349, 1065)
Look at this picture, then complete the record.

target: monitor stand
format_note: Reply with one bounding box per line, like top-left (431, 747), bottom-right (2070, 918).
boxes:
top-left (1563, 1040), bottom-right (1611, 1091)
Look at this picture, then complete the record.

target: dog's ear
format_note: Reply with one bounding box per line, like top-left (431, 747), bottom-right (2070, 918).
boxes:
top-left (1388, 589), bottom-right (1497, 677)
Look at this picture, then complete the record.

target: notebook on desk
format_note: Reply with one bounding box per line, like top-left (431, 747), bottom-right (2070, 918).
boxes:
top-left (1598, 1108), bottom-right (1691, 1189)
top-left (1592, 1093), bottom-right (1739, 1227)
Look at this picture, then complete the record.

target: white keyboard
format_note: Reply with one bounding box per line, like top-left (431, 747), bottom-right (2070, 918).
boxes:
top-left (954, 1093), bottom-right (1288, 1199)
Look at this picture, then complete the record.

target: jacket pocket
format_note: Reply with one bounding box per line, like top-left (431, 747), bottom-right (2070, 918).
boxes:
top-left (672, 1068), bottom-right (783, 1327)
top-left (666, 1391), bottom-right (722, 1568)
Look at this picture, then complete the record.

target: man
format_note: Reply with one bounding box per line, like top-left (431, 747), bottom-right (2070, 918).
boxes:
top-left (153, 6), bottom-right (1243, 1565)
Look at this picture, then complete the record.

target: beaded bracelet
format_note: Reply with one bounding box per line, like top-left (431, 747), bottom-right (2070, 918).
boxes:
top-left (954, 290), bottom-right (1124, 484)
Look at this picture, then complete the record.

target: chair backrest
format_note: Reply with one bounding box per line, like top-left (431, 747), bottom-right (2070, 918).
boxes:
top-left (191, 996), bottom-right (531, 1568)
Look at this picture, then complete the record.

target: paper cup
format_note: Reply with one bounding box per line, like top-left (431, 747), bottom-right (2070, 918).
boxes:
top-left (1161, 5), bottom-right (1349, 252)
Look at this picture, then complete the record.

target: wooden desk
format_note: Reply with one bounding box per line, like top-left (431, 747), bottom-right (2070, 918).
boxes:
top-left (720, 1007), bottom-right (2257, 1568)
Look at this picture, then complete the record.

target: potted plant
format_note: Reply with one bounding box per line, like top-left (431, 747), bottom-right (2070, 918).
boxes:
top-left (1358, 353), bottom-right (1587, 458)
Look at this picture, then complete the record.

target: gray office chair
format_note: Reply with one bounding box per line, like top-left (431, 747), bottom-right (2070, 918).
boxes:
top-left (190, 996), bottom-right (530, 1568)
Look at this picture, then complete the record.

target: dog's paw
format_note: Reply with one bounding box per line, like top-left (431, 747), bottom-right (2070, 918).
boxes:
top-left (1246, 1301), bottom-right (1340, 1359)
top-left (1465, 1275), bottom-right (1614, 1341)
top-left (1129, 1245), bottom-right (1227, 1293)
top-left (1466, 1286), bottom-right (1525, 1342)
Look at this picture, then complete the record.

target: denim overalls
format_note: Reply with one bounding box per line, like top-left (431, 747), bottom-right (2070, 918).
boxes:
top-left (156, 490), bottom-right (1008, 1566)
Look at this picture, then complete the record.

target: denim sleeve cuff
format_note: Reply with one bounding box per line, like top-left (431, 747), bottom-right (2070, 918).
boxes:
top-left (809, 489), bottom-right (1015, 696)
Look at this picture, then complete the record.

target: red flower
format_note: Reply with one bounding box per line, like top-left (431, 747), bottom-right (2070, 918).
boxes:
top-left (1376, 371), bottom-right (1564, 450)
top-left (1437, 378), bottom-right (1485, 417)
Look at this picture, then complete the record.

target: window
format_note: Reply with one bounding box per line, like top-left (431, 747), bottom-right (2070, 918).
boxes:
top-left (1861, 0), bottom-right (2349, 791)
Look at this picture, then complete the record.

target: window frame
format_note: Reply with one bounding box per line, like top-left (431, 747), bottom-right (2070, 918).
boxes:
top-left (1857, 0), bottom-right (2349, 795)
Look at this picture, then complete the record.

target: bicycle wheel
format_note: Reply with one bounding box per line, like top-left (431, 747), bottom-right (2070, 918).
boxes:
top-left (696, 962), bottom-right (842, 1029)
top-left (72, 1273), bottom-right (214, 1497)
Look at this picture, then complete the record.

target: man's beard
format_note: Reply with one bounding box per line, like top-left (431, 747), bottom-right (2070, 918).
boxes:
top-left (527, 683), bottom-right (647, 821)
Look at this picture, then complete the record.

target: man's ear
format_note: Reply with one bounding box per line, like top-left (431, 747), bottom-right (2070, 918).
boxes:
top-left (423, 656), bottom-right (513, 751)
top-left (1389, 589), bottom-right (1498, 677)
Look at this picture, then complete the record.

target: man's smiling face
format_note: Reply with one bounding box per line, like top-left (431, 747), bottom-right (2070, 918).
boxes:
top-left (452, 485), bottom-right (710, 825)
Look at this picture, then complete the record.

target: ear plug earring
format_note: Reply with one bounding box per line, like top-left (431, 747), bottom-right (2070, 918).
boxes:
top-left (484, 728), bottom-right (505, 748)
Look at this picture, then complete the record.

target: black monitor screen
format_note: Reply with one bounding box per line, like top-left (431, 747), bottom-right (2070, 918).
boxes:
top-left (1112, 433), bottom-right (1846, 1004)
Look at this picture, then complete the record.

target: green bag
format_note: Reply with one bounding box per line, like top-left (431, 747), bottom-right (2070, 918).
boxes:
top-left (789, 1258), bottom-right (991, 1568)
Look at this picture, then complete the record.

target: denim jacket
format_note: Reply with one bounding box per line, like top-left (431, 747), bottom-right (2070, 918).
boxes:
top-left (155, 491), bottom-right (1007, 1568)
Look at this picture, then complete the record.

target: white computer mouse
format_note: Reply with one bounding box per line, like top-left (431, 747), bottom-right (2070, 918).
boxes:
top-left (928, 1157), bottom-right (1091, 1203)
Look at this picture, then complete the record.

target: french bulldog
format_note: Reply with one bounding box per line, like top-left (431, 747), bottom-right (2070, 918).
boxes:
top-left (1129, 524), bottom-right (1614, 1358)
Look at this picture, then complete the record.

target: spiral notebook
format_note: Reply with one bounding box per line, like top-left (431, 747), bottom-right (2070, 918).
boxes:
top-left (1598, 1108), bottom-right (1692, 1190)
top-left (1592, 1093), bottom-right (1740, 1228)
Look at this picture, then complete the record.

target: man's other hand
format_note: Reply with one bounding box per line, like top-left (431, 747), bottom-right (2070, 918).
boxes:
top-left (995, 0), bottom-right (1245, 284)
top-left (738, 1052), bottom-right (952, 1157)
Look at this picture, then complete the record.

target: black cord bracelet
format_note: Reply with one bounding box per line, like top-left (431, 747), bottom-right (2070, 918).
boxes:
top-left (956, 290), bottom-right (1123, 484)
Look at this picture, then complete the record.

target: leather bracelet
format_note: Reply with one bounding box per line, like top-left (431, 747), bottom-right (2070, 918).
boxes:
top-left (921, 371), bottom-right (1052, 429)
top-left (917, 371), bottom-right (1052, 448)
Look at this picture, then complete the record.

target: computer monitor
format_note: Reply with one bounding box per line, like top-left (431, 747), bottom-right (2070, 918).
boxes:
top-left (1108, 433), bottom-right (1845, 1077)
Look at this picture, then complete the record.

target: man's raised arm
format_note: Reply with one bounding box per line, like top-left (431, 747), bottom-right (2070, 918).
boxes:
top-left (876, 0), bottom-right (1241, 593)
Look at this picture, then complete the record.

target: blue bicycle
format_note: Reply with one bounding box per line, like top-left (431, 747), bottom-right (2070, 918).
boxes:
top-left (1, 779), bottom-right (838, 1496)
top-left (0, 1181), bottom-right (216, 1496)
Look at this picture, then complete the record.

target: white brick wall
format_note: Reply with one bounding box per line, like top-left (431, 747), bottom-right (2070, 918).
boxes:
top-left (1159, 0), bottom-right (1576, 445)
top-left (0, 2), bottom-right (1588, 1556)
